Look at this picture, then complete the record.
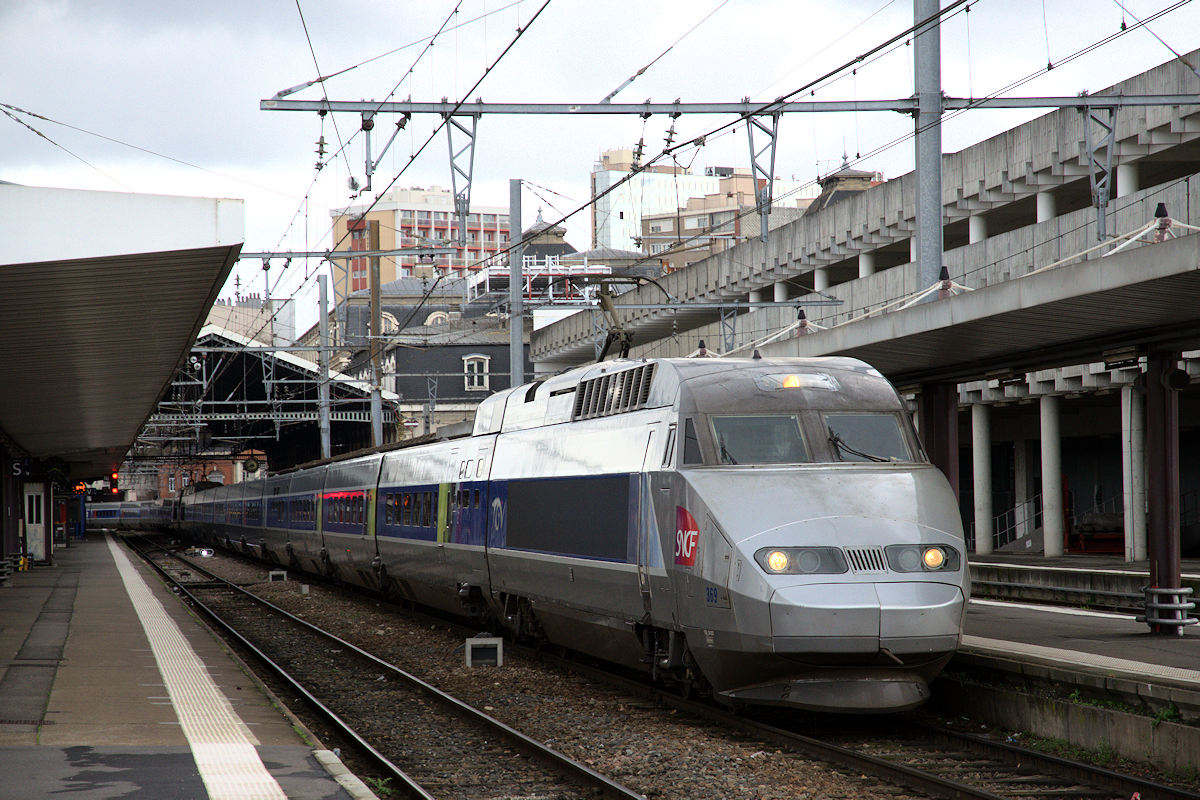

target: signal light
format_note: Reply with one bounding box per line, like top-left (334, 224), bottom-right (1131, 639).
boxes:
top-left (108, 471), bottom-right (119, 494)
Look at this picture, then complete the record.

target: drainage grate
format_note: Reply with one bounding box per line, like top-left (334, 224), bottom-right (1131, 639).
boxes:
top-left (0, 719), bottom-right (50, 725)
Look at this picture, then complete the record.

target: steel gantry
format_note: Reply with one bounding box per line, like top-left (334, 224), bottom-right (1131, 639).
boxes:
top-left (263, 93), bottom-right (1200, 256)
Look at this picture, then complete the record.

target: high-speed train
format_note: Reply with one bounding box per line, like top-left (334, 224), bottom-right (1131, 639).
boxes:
top-left (96, 356), bottom-right (969, 713)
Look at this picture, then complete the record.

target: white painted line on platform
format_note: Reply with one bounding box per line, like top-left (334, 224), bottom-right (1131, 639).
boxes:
top-left (106, 534), bottom-right (287, 800)
top-left (971, 560), bottom-right (1200, 581)
top-left (969, 598), bottom-right (1134, 620)
top-left (961, 634), bottom-right (1200, 686)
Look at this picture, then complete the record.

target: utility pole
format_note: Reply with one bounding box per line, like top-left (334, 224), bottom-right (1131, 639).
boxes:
top-left (914, 0), bottom-right (943, 296)
top-left (318, 275), bottom-right (331, 460)
top-left (369, 223), bottom-right (384, 447)
top-left (509, 179), bottom-right (524, 388)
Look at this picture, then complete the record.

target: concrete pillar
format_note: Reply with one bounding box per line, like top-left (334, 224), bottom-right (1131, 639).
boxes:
top-left (918, 383), bottom-right (960, 500)
top-left (1040, 395), bottom-right (1064, 557)
top-left (1014, 438), bottom-right (1030, 538)
top-left (748, 289), bottom-right (762, 313)
top-left (972, 404), bottom-right (993, 555)
top-left (813, 267), bottom-right (829, 292)
top-left (1121, 383), bottom-right (1147, 562)
top-left (1117, 163), bottom-right (1139, 198)
top-left (968, 214), bottom-right (987, 244)
top-left (1036, 191), bottom-right (1057, 222)
top-left (1146, 352), bottom-right (1184, 602)
top-left (909, 238), bottom-right (918, 264)
top-left (858, 251), bottom-right (875, 278)
top-left (773, 281), bottom-right (788, 302)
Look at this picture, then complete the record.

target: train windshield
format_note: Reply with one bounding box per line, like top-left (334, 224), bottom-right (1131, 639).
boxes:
top-left (825, 413), bottom-right (912, 462)
top-left (711, 415), bottom-right (810, 464)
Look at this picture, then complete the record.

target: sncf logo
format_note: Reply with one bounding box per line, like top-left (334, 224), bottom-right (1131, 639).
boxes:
top-left (675, 507), bottom-right (700, 567)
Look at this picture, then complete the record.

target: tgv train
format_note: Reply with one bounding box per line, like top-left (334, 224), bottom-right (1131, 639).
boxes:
top-left (95, 356), bottom-right (969, 713)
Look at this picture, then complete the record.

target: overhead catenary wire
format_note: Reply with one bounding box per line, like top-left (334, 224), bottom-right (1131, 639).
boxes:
top-left (0, 105), bottom-right (132, 191)
top-left (228, 0), bottom-right (541, 368)
top-left (206, 0), bottom-right (558, 404)
top-left (260, 0), bottom-right (978, 327)
top-left (599, 0), bottom-right (731, 104)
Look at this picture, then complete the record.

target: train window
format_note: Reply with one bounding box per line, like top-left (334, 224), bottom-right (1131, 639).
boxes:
top-left (662, 424), bottom-right (677, 467)
top-left (825, 413), bottom-right (912, 462)
top-left (402, 494), bottom-right (412, 526)
top-left (711, 415), bottom-right (809, 464)
top-left (473, 489), bottom-right (481, 509)
top-left (423, 492), bottom-right (433, 526)
top-left (682, 418), bottom-right (703, 465)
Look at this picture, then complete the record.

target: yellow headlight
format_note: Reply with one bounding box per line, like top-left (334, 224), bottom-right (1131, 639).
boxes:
top-left (766, 550), bottom-right (789, 572)
top-left (922, 547), bottom-right (946, 569)
top-left (781, 374), bottom-right (802, 389)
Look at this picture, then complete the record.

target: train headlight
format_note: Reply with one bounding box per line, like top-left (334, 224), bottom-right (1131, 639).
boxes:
top-left (884, 544), bottom-right (960, 572)
top-left (754, 546), bottom-right (848, 575)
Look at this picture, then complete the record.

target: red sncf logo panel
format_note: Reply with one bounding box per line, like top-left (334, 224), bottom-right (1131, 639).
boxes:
top-left (675, 506), bottom-right (700, 567)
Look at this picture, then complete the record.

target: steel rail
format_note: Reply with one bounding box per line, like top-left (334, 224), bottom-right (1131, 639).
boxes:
top-left (127, 535), bottom-right (645, 800)
top-left (548, 653), bottom-right (1200, 800)
top-left (907, 718), bottom-right (1200, 800)
top-left (124, 536), bottom-right (434, 800)
top-left (144, 532), bottom-right (1199, 800)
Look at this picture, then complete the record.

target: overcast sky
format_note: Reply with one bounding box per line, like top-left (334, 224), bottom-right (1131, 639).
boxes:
top-left (4, 0), bottom-right (1199, 331)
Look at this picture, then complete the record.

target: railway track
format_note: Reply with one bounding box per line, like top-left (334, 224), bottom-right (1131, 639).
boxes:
top-left (126, 536), bottom-right (644, 800)
top-left (128, 533), bottom-right (1200, 800)
top-left (545, 651), bottom-right (1200, 800)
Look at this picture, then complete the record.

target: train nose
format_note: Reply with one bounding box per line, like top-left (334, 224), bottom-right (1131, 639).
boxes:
top-left (769, 581), bottom-right (963, 658)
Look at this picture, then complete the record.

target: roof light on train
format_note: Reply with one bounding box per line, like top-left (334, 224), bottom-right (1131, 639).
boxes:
top-left (754, 372), bottom-right (839, 392)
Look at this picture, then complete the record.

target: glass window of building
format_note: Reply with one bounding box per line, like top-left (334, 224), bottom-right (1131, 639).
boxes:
top-left (463, 354), bottom-right (491, 391)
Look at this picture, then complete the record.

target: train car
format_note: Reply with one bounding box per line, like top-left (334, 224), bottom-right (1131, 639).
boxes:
top-left (84, 499), bottom-right (171, 531)
top-left (179, 356), bottom-right (969, 713)
top-left (285, 466), bottom-right (327, 574)
top-left (259, 472), bottom-right (293, 564)
top-left (84, 501), bottom-right (124, 529)
top-left (319, 454), bottom-right (383, 584)
top-left (374, 435), bottom-right (493, 614)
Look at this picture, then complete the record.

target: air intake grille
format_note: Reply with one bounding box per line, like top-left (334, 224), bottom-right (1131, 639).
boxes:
top-left (843, 546), bottom-right (887, 574)
top-left (572, 363), bottom-right (656, 420)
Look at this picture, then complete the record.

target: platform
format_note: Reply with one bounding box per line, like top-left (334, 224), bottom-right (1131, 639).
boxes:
top-left (948, 553), bottom-right (1200, 772)
top-left (0, 533), bottom-right (374, 800)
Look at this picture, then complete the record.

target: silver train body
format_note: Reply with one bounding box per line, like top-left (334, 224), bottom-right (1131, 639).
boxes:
top-left (93, 357), bottom-right (969, 713)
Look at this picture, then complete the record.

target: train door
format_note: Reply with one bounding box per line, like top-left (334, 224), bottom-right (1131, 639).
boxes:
top-left (637, 428), bottom-right (662, 617)
top-left (701, 516), bottom-right (733, 609)
top-left (23, 482), bottom-right (46, 562)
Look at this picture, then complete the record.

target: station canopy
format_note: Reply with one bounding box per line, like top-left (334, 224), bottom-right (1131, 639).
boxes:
top-left (0, 182), bottom-right (243, 481)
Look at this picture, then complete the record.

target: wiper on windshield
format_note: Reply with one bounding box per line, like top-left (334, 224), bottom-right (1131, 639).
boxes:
top-left (828, 427), bottom-right (889, 462)
top-left (718, 435), bottom-right (738, 465)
